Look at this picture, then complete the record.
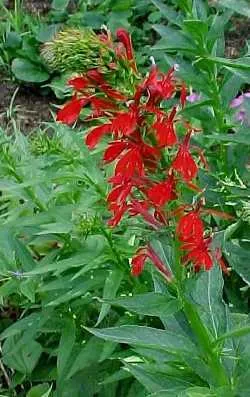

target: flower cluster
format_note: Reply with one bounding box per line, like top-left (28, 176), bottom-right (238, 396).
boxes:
top-left (56, 29), bottom-right (229, 279)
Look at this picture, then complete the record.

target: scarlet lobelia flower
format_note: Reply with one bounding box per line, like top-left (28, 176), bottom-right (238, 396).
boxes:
top-left (57, 96), bottom-right (89, 125)
top-left (146, 174), bottom-right (176, 208)
top-left (152, 107), bottom-right (177, 147)
top-left (171, 130), bottom-right (198, 181)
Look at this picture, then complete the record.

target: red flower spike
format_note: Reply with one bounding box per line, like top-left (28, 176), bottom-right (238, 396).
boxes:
top-left (180, 83), bottom-right (187, 108)
top-left (57, 96), bottom-right (89, 125)
top-left (115, 148), bottom-right (144, 178)
top-left (171, 132), bottom-right (198, 181)
top-left (103, 141), bottom-right (128, 163)
top-left (85, 124), bottom-right (111, 149)
top-left (68, 77), bottom-right (89, 91)
top-left (177, 210), bottom-right (204, 243)
top-left (107, 184), bottom-right (132, 207)
top-left (147, 174), bottom-right (176, 207)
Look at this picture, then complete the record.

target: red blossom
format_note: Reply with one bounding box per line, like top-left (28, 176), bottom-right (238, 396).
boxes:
top-left (115, 147), bottom-right (144, 178)
top-left (147, 174), bottom-right (176, 207)
top-left (108, 202), bottom-right (128, 227)
top-left (85, 124), bottom-right (111, 149)
top-left (177, 210), bottom-right (204, 243)
top-left (180, 83), bottom-right (187, 108)
top-left (182, 238), bottom-right (213, 271)
top-left (152, 107), bottom-right (177, 147)
top-left (131, 245), bottom-right (172, 280)
top-left (111, 109), bottom-right (138, 137)
top-left (171, 132), bottom-right (198, 181)
top-left (103, 141), bottom-right (129, 163)
top-left (128, 200), bottom-right (161, 229)
top-left (68, 76), bottom-right (89, 91)
top-left (57, 96), bottom-right (89, 125)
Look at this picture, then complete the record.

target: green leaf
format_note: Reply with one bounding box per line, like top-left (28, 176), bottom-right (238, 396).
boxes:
top-left (108, 292), bottom-right (181, 318)
top-left (27, 384), bottom-right (52, 397)
top-left (36, 24), bottom-right (61, 43)
top-left (11, 58), bottom-right (49, 83)
top-left (186, 266), bottom-right (227, 338)
top-left (206, 130), bottom-right (250, 145)
top-left (224, 240), bottom-right (250, 284)
top-left (57, 319), bottom-right (76, 381)
top-left (4, 32), bottom-right (22, 49)
top-left (2, 337), bottom-right (42, 374)
top-left (177, 387), bottom-right (216, 396)
top-left (206, 56), bottom-right (250, 71)
top-left (86, 325), bottom-right (197, 355)
top-left (150, 0), bottom-right (182, 26)
top-left (183, 20), bottom-right (208, 43)
top-left (192, 0), bottom-right (208, 20)
top-left (216, 0), bottom-right (250, 18)
top-left (96, 268), bottom-right (124, 325)
top-left (51, 0), bottom-right (70, 10)
top-left (152, 25), bottom-right (195, 52)
top-left (124, 362), bottom-right (195, 394)
top-left (67, 337), bottom-right (105, 379)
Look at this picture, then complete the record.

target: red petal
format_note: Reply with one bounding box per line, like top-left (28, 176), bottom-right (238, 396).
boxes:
top-left (177, 211), bottom-right (204, 242)
top-left (131, 249), bottom-right (147, 276)
top-left (57, 97), bottom-right (84, 125)
top-left (171, 147), bottom-right (198, 181)
top-left (85, 124), bottom-right (111, 149)
top-left (68, 77), bottom-right (89, 91)
top-left (103, 141), bottom-right (128, 163)
top-left (115, 148), bottom-right (144, 178)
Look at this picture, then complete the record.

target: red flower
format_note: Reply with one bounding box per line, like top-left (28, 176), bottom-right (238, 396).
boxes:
top-left (68, 76), bottom-right (89, 91)
top-left (131, 248), bottom-right (147, 276)
top-left (183, 238), bottom-right (213, 271)
top-left (147, 174), bottom-right (176, 207)
top-left (107, 202), bottom-right (128, 228)
top-left (180, 83), bottom-right (187, 108)
top-left (85, 124), bottom-right (111, 149)
top-left (131, 245), bottom-right (172, 280)
top-left (116, 28), bottom-right (137, 72)
top-left (128, 200), bottom-right (161, 229)
top-left (57, 96), bottom-right (89, 125)
top-left (177, 210), bottom-right (204, 243)
top-left (152, 107), bottom-right (177, 147)
top-left (143, 65), bottom-right (175, 105)
top-left (111, 109), bottom-right (138, 138)
top-left (103, 141), bottom-right (128, 163)
top-left (171, 132), bottom-right (198, 181)
top-left (115, 147), bottom-right (144, 178)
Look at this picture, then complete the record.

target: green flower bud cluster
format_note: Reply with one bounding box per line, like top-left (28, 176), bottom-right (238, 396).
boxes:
top-left (41, 28), bottom-right (113, 73)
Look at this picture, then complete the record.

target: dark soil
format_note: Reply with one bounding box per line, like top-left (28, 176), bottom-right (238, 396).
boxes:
top-left (225, 16), bottom-right (250, 58)
top-left (0, 76), bottom-right (54, 133)
top-left (5, 0), bottom-right (76, 15)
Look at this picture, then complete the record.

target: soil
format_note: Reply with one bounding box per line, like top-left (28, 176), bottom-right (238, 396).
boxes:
top-left (225, 16), bottom-right (250, 58)
top-left (0, 76), bottom-right (54, 133)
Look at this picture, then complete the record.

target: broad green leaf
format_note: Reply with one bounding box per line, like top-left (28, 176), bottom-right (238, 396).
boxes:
top-left (206, 131), bottom-right (250, 145)
top-left (27, 384), bottom-right (52, 397)
top-left (4, 32), bottom-right (22, 49)
top-left (51, 0), bottom-right (70, 10)
top-left (192, 0), bottom-right (208, 20)
top-left (124, 362), bottom-right (196, 393)
top-left (183, 20), bottom-right (208, 43)
top-left (96, 268), bottom-right (124, 325)
top-left (216, 0), bottom-right (250, 18)
top-left (177, 387), bottom-right (216, 396)
top-left (152, 25), bottom-right (195, 52)
top-left (108, 292), bottom-right (181, 318)
top-left (11, 58), bottom-right (49, 83)
top-left (150, 0), bottom-right (182, 26)
top-left (57, 319), bottom-right (76, 381)
top-left (36, 24), bottom-right (60, 43)
top-left (2, 337), bottom-right (42, 374)
top-left (67, 337), bottom-right (105, 379)
top-left (86, 325), bottom-right (197, 355)
top-left (224, 240), bottom-right (250, 284)
top-left (0, 312), bottom-right (42, 340)
top-left (186, 266), bottom-right (227, 339)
